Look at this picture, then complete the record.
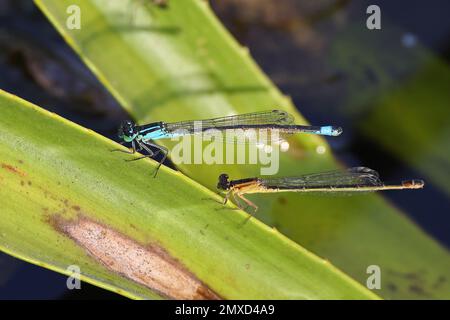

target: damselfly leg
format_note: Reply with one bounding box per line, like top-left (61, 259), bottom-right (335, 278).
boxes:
top-left (225, 191), bottom-right (258, 213)
top-left (111, 141), bottom-right (137, 154)
top-left (235, 193), bottom-right (258, 213)
top-left (124, 141), bottom-right (154, 161)
top-left (124, 141), bottom-right (167, 177)
top-left (146, 141), bottom-right (168, 178)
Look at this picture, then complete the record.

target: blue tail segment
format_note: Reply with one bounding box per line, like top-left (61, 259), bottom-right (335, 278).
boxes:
top-left (319, 126), bottom-right (343, 137)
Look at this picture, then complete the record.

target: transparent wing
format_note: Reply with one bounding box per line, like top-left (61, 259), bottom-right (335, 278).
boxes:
top-left (200, 128), bottom-right (292, 145)
top-left (260, 167), bottom-right (383, 189)
top-left (164, 110), bottom-right (294, 133)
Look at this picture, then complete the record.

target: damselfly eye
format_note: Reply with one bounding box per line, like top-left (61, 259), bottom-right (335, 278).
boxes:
top-left (217, 174), bottom-right (230, 190)
top-left (119, 120), bottom-right (136, 138)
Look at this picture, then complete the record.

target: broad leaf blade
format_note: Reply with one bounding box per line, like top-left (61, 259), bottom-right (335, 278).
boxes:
top-left (0, 89), bottom-right (379, 299)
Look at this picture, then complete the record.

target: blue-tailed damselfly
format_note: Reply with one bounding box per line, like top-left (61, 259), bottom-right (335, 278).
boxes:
top-left (116, 110), bottom-right (342, 176)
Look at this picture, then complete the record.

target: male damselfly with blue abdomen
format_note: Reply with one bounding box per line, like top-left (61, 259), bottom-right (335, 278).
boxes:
top-left (116, 110), bottom-right (342, 176)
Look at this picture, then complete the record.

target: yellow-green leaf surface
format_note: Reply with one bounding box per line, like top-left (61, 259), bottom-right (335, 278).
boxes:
top-left (0, 89), bottom-right (380, 299)
top-left (34, 0), bottom-right (450, 299)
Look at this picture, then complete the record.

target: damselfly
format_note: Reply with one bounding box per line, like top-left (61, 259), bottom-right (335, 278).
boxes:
top-left (217, 167), bottom-right (424, 212)
top-left (116, 110), bottom-right (342, 176)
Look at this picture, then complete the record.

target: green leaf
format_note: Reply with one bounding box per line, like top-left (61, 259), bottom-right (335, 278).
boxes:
top-left (32, 0), bottom-right (450, 299)
top-left (0, 89), bottom-right (379, 299)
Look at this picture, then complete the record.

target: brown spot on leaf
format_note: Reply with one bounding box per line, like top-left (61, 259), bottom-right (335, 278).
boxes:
top-left (409, 284), bottom-right (427, 296)
top-left (72, 205), bottom-right (81, 211)
top-left (2, 163), bottom-right (26, 176)
top-left (50, 215), bottom-right (220, 300)
top-left (386, 283), bottom-right (397, 292)
top-left (278, 197), bottom-right (287, 205)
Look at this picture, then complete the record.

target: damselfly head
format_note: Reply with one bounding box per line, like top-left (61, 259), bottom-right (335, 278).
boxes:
top-left (217, 174), bottom-right (231, 191)
top-left (118, 120), bottom-right (137, 142)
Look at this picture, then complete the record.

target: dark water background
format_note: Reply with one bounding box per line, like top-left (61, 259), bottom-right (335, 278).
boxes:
top-left (0, 0), bottom-right (448, 299)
